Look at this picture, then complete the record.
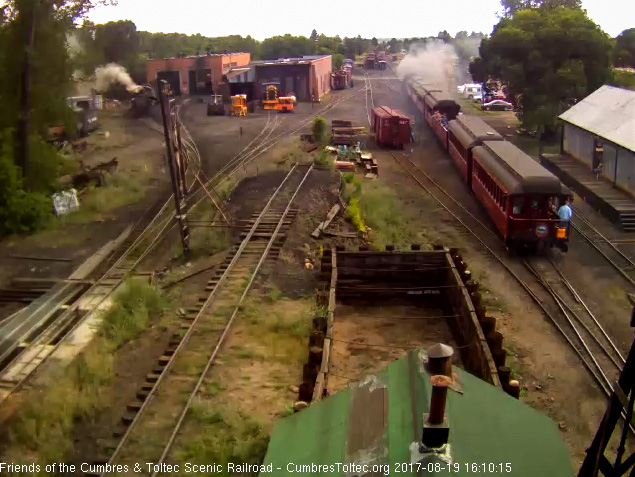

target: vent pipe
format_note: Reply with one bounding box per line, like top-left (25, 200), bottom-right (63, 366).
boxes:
top-left (427, 343), bottom-right (454, 377)
top-left (420, 344), bottom-right (453, 452)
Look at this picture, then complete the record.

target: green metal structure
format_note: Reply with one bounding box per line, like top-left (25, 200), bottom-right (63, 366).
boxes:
top-left (260, 348), bottom-right (574, 476)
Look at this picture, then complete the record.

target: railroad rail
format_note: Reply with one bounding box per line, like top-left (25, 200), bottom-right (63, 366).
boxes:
top-left (0, 101), bottom-right (193, 403)
top-left (364, 71), bottom-right (375, 126)
top-left (181, 85), bottom-right (366, 215)
top-left (94, 163), bottom-right (314, 477)
top-left (572, 211), bottom-right (635, 288)
top-left (522, 258), bottom-right (625, 397)
top-left (390, 152), bottom-right (627, 409)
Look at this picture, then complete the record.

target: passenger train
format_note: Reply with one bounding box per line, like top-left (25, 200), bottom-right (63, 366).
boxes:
top-left (404, 76), bottom-right (572, 253)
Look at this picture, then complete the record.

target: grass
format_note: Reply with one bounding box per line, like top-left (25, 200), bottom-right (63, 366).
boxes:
top-left (1, 278), bottom-right (167, 472)
top-left (174, 403), bottom-right (269, 469)
top-left (344, 177), bottom-right (423, 250)
top-left (57, 172), bottom-right (147, 225)
top-left (188, 198), bottom-right (233, 259)
top-left (238, 293), bottom-right (313, 365)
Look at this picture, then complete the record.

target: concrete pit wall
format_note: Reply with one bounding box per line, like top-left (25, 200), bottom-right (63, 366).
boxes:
top-left (298, 245), bottom-right (520, 407)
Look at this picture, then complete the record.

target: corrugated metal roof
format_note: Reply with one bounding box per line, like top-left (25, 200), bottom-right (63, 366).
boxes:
top-left (559, 85), bottom-right (635, 153)
top-left (260, 348), bottom-right (574, 476)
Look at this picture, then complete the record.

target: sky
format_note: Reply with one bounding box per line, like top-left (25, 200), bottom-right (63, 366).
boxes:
top-left (86, 0), bottom-right (634, 39)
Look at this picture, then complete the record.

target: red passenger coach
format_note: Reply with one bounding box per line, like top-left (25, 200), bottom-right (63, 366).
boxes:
top-left (447, 115), bottom-right (504, 183)
top-left (371, 106), bottom-right (411, 148)
top-left (422, 91), bottom-right (461, 149)
top-left (471, 141), bottom-right (571, 252)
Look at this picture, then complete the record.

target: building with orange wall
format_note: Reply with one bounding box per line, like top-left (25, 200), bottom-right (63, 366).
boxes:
top-left (146, 52), bottom-right (251, 95)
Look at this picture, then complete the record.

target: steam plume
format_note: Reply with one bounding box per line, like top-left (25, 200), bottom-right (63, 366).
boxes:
top-left (95, 63), bottom-right (142, 93)
top-left (396, 40), bottom-right (458, 94)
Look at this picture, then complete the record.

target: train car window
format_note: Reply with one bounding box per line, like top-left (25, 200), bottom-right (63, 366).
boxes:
top-left (531, 199), bottom-right (539, 210)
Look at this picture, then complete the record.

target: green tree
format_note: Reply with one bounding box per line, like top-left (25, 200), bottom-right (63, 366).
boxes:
top-left (332, 54), bottom-right (344, 69)
top-left (500, 0), bottom-right (581, 16)
top-left (471, 7), bottom-right (612, 129)
top-left (613, 28), bottom-right (635, 68)
top-left (310, 29), bottom-right (318, 41)
top-left (371, 37), bottom-right (378, 47)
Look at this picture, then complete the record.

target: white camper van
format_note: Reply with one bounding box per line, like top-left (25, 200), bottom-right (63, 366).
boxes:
top-left (462, 84), bottom-right (482, 100)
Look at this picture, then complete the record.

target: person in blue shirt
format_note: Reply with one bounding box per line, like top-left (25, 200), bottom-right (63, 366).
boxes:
top-left (557, 197), bottom-right (573, 227)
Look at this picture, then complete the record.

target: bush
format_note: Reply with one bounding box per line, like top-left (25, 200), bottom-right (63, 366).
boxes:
top-left (313, 150), bottom-right (333, 169)
top-left (311, 116), bottom-right (327, 144)
top-left (0, 138), bottom-right (52, 237)
top-left (345, 197), bottom-right (366, 232)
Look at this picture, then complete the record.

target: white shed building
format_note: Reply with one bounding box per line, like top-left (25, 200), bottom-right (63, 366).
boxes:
top-left (559, 85), bottom-right (635, 194)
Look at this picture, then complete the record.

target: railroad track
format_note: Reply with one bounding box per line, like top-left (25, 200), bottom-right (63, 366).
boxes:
top-left (522, 258), bottom-right (625, 397)
top-left (91, 163), bottom-right (313, 477)
top-left (364, 71), bottom-right (375, 125)
top-left (572, 211), bottom-right (635, 288)
top-left (391, 152), bottom-right (628, 408)
top-left (182, 86), bottom-right (365, 215)
top-left (0, 102), bottom-right (193, 403)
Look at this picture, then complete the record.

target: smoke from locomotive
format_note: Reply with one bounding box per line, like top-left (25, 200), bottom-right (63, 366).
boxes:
top-left (95, 63), bottom-right (143, 93)
top-left (396, 40), bottom-right (458, 93)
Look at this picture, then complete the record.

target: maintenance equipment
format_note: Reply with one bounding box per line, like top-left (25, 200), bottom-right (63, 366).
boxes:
top-left (263, 85), bottom-right (279, 110)
top-left (230, 94), bottom-right (247, 116)
top-left (275, 96), bottom-right (295, 112)
top-left (207, 95), bottom-right (225, 116)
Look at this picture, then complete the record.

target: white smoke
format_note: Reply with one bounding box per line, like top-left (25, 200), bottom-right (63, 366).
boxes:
top-left (95, 63), bottom-right (142, 93)
top-left (396, 40), bottom-right (458, 93)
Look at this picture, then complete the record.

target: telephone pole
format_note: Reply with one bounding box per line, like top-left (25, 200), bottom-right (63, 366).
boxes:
top-left (157, 79), bottom-right (190, 256)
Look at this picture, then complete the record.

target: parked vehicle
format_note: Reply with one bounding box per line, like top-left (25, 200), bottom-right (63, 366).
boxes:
top-left (482, 99), bottom-right (513, 111)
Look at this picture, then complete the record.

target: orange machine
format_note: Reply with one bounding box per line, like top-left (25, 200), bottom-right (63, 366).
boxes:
top-left (275, 96), bottom-right (295, 112)
top-left (230, 94), bottom-right (247, 116)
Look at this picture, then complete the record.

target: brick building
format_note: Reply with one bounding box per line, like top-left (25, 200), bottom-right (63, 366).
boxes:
top-left (146, 52), bottom-right (251, 95)
top-left (226, 55), bottom-right (332, 102)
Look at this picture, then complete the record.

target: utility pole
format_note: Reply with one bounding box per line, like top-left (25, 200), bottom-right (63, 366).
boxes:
top-left (157, 79), bottom-right (190, 256)
top-left (16, 0), bottom-right (36, 180)
top-left (174, 121), bottom-right (188, 198)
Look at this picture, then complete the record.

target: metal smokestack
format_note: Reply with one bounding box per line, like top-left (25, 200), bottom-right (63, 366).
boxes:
top-left (420, 344), bottom-right (453, 452)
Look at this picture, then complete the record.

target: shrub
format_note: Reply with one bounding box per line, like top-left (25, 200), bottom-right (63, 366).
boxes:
top-left (0, 138), bottom-right (52, 237)
top-left (311, 116), bottom-right (327, 144)
top-left (345, 197), bottom-right (366, 232)
top-left (313, 150), bottom-right (333, 169)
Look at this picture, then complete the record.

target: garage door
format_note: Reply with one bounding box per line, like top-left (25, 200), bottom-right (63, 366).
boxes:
top-left (157, 71), bottom-right (181, 95)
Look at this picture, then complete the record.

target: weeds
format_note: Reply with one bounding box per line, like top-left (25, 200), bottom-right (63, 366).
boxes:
top-left (188, 198), bottom-right (233, 258)
top-left (174, 405), bottom-right (269, 468)
top-left (345, 198), bottom-right (366, 232)
top-left (59, 172), bottom-right (147, 224)
top-left (2, 278), bottom-right (167, 470)
top-left (314, 150), bottom-right (334, 169)
top-left (99, 278), bottom-right (167, 347)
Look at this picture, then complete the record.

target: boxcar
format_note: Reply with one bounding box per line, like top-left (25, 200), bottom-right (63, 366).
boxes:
top-left (371, 106), bottom-right (411, 148)
top-left (471, 141), bottom-right (571, 252)
top-left (447, 115), bottom-right (504, 182)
